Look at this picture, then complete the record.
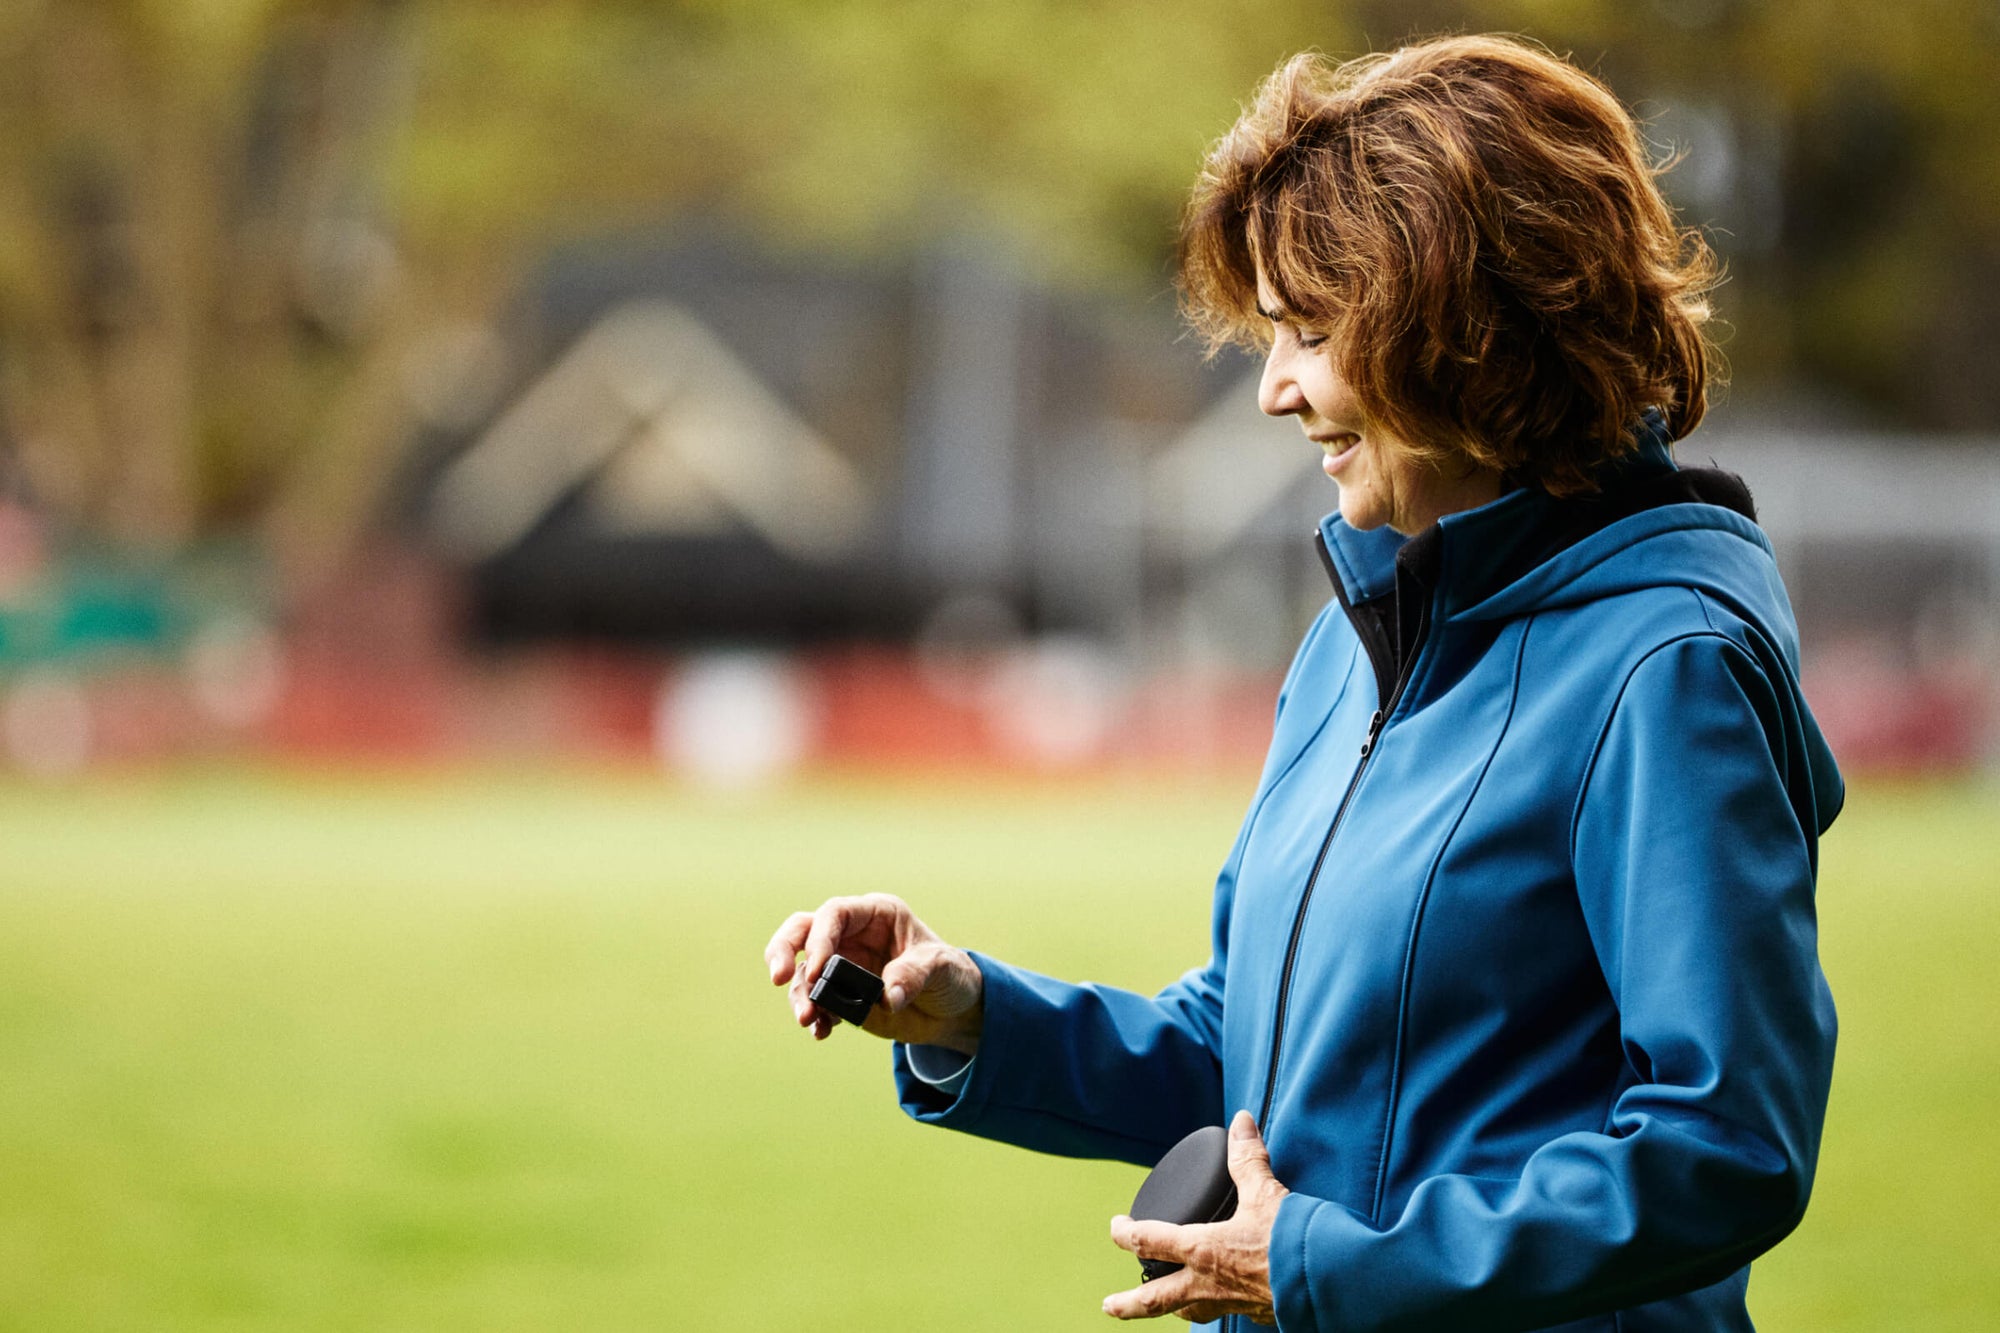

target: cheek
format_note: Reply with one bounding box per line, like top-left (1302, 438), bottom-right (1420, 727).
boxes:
top-left (1299, 362), bottom-right (1346, 415)
top-left (1358, 441), bottom-right (1386, 489)
top-left (1376, 454), bottom-right (1424, 500)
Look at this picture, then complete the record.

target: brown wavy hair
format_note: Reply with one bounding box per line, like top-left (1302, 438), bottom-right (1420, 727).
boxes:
top-left (1178, 35), bottom-right (1721, 496)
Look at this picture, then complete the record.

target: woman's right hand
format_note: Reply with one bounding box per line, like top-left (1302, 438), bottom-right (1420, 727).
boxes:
top-left (763, 894), bottom-right (984, 1053)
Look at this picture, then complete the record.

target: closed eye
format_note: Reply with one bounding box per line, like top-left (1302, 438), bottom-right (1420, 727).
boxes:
top-left (1257, 301), bottom-right (1327, 352)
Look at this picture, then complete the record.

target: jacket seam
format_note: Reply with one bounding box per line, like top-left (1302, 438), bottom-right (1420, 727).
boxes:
top-left (1567, 629), bottom-right (1742, 863)
top-left (1251, 642), bottom-right (1358, 846)
top-left (1298, 1197), bottom-right (1320, 1332)
top-left (1276, 599), bottom-right (1342, 718)
top-left (1586, 593), bottom-right (1730, 1141)
top-left (1367, 614), bottom-right (1535, 1224)
top-left (1691, 586), bottom-right (1721, 637)
top-left (1245, 611), bottom-right (1354, 863)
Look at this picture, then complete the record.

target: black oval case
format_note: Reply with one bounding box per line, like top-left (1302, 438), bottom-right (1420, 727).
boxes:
top-left (1127, 1124), bottom-right (1239, 1280)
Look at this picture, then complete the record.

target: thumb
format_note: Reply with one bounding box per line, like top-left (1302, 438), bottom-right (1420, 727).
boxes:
top-left (1226, 1110), bottom-right (1277, 1189)
top-left (878, 944), bottom-right (941, 1013)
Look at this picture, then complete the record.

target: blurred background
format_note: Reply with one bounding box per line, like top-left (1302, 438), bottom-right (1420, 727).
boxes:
top-left (0, 0), bottom-right (1995, 1328)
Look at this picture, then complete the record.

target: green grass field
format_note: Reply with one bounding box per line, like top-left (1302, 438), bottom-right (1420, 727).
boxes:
top-left (0, 767), bottom-right (1994, 1330)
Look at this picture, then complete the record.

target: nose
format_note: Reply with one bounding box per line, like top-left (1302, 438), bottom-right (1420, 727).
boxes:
top-left (1258, 342), bottom-right (1305, 418)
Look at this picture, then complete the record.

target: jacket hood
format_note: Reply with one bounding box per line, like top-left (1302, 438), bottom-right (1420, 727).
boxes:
top-left (1316, 417), bottom-right (1841, 836)
top-left (1318, 418), bottom-right (1787, 643)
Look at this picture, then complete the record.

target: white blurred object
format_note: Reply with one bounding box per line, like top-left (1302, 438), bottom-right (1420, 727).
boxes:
top-left (185, 616), bottom-right (287, 729)
top-left (3, 670), bottom-right (93, 778)
top-left (655, 653), bottom-right (816, 789)
top-left (984, 637), bottom-right (1127, 768)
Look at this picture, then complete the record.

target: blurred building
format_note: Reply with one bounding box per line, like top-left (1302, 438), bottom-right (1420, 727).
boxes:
top-left (399, 226), bottom-right (1260, 653)
top-left (9, 222), bottom-right (1995, 777)
top-left (387, 223), bottom-right (2000, 775)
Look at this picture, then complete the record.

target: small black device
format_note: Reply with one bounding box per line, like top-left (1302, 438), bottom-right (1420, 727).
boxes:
top-left (808, 954), bottom-right (886, 1027)
top-left (1127, 1124), bottom-right (1239, 1281)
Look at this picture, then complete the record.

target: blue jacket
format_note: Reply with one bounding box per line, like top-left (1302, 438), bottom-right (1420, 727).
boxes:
top-left (897, 433), bottom-right (1841, 1332)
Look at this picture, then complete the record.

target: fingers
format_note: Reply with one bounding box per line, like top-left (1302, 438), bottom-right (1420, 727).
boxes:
top-left (798, 905), bottom-right (849, 992)
top-left (764, 912), bottom-right (814, 984)
top-left (1225, 1110), bottom-right (1276, 1192)
top-left (767, 910), bottom-right (825, 1028)
top-left (878, 941), bottom-right (951, 1013)
top-left (877, 945), bottom-right (924, 1013)
top-left (1102, 1270), bottom-right (1193, 1320)
top-left (1106, 1138), bottom-right (1282, 1325)
top-left (770, 894), bottom-right (935, 1038)
top-left (799, 892), bottom-right (906, 986)
top-left (780, 899), bottom-right (862, 1020)
top-left (770, 894), bottom-right (913, 1031)
top-left (1108, 1215), bottom-right (1191, 1265)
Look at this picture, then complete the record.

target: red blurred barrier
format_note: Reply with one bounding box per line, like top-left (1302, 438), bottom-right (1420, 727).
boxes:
top-left (8, 550), bottom-right (1987, 779)
top-left (1803, 644), bottom-right (1990, 774)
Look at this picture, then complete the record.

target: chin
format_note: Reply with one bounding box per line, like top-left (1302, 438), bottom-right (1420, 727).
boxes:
top-left (1338, 491), bottom-right (1390, 532)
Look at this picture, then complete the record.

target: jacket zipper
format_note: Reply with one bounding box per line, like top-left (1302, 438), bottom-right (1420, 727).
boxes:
top-left (1253, 535), bottom-right (1431, 1136)
top-left (1233, 536), bottom-right (1431, 1333)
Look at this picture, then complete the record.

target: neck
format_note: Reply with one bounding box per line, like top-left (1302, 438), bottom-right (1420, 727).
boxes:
top-left (1391, 467), bottom-right (1506, 535)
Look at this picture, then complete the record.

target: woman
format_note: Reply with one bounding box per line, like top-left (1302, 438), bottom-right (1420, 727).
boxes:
top-left (765, 35), bottom-right (1840, 1332)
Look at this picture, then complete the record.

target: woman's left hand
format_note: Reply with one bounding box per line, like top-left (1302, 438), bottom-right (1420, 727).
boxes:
top-left (1104, 1110), bottom-right (1289, 1324)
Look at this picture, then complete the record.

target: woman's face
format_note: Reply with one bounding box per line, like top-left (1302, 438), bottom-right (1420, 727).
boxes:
top-left (1255, 268), bottom-right (1501, 535)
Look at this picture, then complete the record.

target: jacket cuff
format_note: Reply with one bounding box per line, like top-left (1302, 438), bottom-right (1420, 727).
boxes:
top-left (1271, 1190), bottom-right (1382, 1332)
top-left (903, 1043), bottom-right (973, 1094)
top-left (893, 950), bottom-right (1011, 1129)
top-left (1271, 1191), bottom-right (1326, 1331)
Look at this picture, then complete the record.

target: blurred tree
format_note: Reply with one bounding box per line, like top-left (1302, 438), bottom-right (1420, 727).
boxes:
top-left (0, 0), bottom-right (418, 578)
top-left (0, 0), bottom-right (1994, 596)
top-left (1370, 0), bottom-right (2000, 426)
top-left (0, 0), bottom-right (1341, 588)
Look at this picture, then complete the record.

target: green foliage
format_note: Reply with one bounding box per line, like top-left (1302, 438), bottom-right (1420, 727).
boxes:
top-left (392, 0), bottom-right (1343, 284)
top-left (0, 0), bottom-right (1996, 555)
top-left (0, 768), bottom-right (1993, 1329)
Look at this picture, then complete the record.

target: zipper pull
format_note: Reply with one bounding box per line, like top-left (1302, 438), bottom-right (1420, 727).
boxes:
top-left (1360, 708), bottom-right (1384, 758)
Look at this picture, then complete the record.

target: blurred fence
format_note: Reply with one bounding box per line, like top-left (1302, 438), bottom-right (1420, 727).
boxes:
top-left (1, 416), bottom-right (1992, 782)
top-left (1711, 428), bottom-right (2000, 772)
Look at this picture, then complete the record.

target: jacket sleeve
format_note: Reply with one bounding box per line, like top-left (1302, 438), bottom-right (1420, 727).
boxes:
top-left (890, 861), bottom-right (1234, 1166)
top-left (892, 601), bottom-right (1348, 1166)
top-left (1269, 631), bottom-right (1839, 1332)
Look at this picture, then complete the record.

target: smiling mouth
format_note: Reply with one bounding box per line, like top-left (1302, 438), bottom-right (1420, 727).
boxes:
top-left (1313, 433), bottom-right (1360, 463)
